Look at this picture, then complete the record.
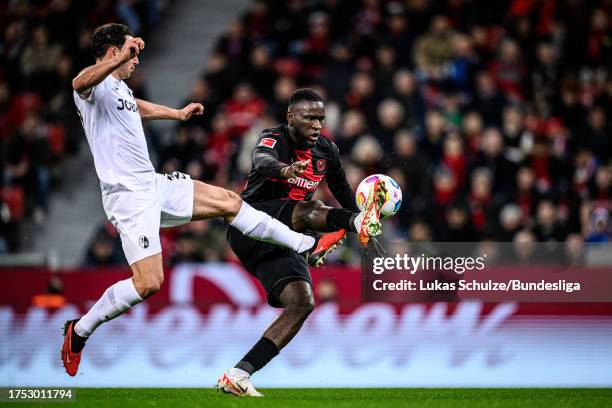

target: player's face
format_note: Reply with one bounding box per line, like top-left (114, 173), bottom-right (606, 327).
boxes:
top-left (288, 101), bottom-right (325, 147)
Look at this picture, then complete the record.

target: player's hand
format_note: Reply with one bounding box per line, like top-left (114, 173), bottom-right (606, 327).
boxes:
top-left (118, 37), bottom-right (145, 63)
top-left (178, 103), bottom-right (204, 121)
top-left (280, 159), bottom-right (310, 179)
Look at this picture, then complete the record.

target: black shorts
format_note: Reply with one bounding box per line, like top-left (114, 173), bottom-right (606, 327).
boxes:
top-left (227, 199), bottom-right (311, 308)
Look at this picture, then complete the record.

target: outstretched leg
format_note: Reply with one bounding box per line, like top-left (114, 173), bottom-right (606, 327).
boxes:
top-left (191, 181), bottom-right (315, 254)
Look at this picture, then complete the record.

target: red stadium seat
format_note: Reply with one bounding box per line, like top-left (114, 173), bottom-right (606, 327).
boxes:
top-left (47, 123), bottom-right (66, 157)
top-left (0, 186), bottom-right (25, 221)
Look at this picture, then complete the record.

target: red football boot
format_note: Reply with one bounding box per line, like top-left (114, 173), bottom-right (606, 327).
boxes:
top-left (61, 319), bottom-right (83, 376)
top-left (306, 229), bottom-right (347, 267)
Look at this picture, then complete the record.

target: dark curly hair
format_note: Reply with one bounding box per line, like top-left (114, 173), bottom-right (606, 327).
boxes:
top-left (90, 23), bottom-right (134, 59)
top-left (289, 88), bottom-right (323, 107)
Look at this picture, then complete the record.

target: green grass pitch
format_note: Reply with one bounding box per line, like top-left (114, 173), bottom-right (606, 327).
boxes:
top-left (17, 388), bottom-right (612, 407)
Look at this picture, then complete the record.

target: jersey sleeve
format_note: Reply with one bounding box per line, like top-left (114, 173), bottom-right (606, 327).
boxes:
top-left (326, 141), bottom-right (360, 212)
top-left (252, 131), bottom-right (288, 178)
top-left (75, 75), bottom-right (110, 103)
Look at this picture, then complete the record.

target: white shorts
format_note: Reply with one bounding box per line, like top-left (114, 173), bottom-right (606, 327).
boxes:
top-left (102, 172), bottom-right (194, 265)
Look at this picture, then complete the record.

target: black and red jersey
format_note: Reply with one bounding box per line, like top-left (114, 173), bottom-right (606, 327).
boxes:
top-left (241, 124), bottom-right (359, 212)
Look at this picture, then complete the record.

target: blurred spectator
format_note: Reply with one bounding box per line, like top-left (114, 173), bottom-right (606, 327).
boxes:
top-left (472, 127), bottom-right (517, 194)
top-left (215, 19), bottom-right (251, 66)
top-left (245, 44), bottom-right (276, 100)
top-left (5, 112), bottom-right (50, 221)
top-left (32, 275), bottom-right (66, 309)
top-left (488, 39), bottom-right (526, 100)
top-left (497, 203), bottom-right (524, 242)
top-left (501, 106), bottom-right (533, 164)
top-left (470, 71), bottom-right (506, 125)
top-left (223, 82), bottom-right (265, 138)
top-left (314, 277), bottom-right (338, 304)
top-left (268, 76), bottom-right (297, 124)
top-left (170, 231), bottom-right (204, 265)
top-left (84, 225), bottom-right (124, 266)
top-left (20, 25), bottom-right (62, 98)
top-left (585, 207), bottom-right (611, 243)
top-left (351, 134), bottom-right (383, 174)
top-left (512, 166), bottom-right (541, 221)
top-left (439, 203), bottom-right (478, 242)
top-left (343, 71), bottom-right (378, 125)
top-left (390, 69), bottom-right (421, 128)
top-left (408, 219), bottom-right (433, 242)
top-left (579, 106), bottom-right (611, 162)
top-left (413, 15), bottom-right (456, 80)
top-left (440, 132), bottom-right (467, 190)
top-left (512, 229), bottom-right (537, 264)
top-left (388, 129), bottom-right (428, 213)
top-left (564, 233), bottom-right (585, 265)
top-left (467, 167), bottom-right (495, 232)
top-left (374, 98), bottom-right (404, 149)
top-left (533, 199), bottom-right (567, 242)
top-left (419, 109), bottom-right (446, 161)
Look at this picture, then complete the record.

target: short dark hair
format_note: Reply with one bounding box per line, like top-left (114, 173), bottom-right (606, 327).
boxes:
top-left (91, 23), bottom-right (134, 59)
top-left (289, 88), bottom-right (323, 107)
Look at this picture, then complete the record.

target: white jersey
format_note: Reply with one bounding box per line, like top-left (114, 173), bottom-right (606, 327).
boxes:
top-left (73, 74), bottom-right (155, 193)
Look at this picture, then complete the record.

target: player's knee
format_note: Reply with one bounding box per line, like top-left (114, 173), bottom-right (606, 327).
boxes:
top-left (295, 200), bottom-right (324, 229)
top-left (306, 200), bottom-right (325, 219)
top-left (287, 292), bottom-right (315, 318)
top-left (221, 189), bottom-right (242, 217)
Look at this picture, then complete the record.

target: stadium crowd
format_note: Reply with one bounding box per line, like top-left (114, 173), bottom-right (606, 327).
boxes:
top-left (2, 0), bottom-right (611, 265)
top-left (146, 0), bottom-right (611, 267)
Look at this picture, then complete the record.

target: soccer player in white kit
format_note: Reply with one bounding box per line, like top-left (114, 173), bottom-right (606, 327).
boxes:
top-left (61, 23), bottom-right (346, 376)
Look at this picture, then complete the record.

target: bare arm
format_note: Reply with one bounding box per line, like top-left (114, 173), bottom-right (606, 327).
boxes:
top-left (72, 37), bottom-right (145, 97)
top-left (136, 99), bottom-right (204, 121)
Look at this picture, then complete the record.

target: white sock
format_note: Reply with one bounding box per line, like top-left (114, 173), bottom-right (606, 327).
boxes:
top-left (230, 201), bottom-right (315, 253)
top-left (74, 278), bottom-right (143, 338)
top-left (229, 367), bottom-right (250, 378)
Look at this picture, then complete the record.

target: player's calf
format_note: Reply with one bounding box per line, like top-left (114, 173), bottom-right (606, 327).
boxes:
top-left (132, 265), bottom-right (164, 299)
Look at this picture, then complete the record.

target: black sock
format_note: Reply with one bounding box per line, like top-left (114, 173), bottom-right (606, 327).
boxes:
top-left (234, 337), bottom-right (279, 375)
top-left (326, 208), bottom-right (357, 233)
top-left (71, 323), bottom-right (87, 353)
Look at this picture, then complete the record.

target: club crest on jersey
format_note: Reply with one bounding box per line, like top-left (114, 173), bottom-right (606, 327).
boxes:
top-left (258, 137), bottom-right (277, 148)
top-left (139, 235), bottom-right (149, 249)
top-left (316, 159), bottom-right (326, 172)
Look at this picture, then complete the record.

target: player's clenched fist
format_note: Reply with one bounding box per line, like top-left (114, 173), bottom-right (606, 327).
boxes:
top-left (118, 37), bottom-right (145, 63)
top-left (178, 103), bottom-right (204, 121)
top-left (280, 159), bottom-right (310, 179)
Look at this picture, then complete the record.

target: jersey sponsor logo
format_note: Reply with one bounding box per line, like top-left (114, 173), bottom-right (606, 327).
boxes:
top-left (287, 176), bottom-right (320, 190)
top-left (117, 98), bottom-right (139, 112)
top-left (258, 137), bottom-right (277, 148)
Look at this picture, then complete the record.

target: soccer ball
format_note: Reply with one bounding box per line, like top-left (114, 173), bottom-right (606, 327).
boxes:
top-left (355, 174), bottom-right (402, 219)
